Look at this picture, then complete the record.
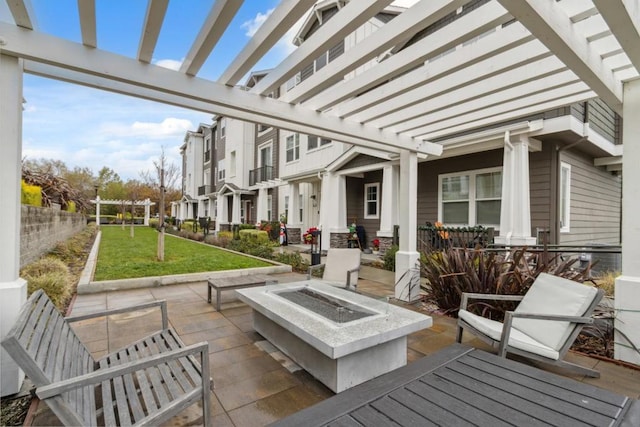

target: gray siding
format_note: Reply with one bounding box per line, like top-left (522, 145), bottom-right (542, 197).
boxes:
top-left (587, 99), bottom-right (621, 144)
top-left (341, 154), bottom-right (385, 170)
top-left (529, 144), bottom-right (555, 242)
top-left (346, 171), bottom-right (383, 249)
top-left (559, 148), bottom-right (621, 245)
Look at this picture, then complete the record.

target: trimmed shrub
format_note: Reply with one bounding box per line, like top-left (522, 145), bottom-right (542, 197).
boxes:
top-left (239, 224), bottom-right (256, 230)
top-left (149, 218), bottom-right (159, 228)
top-left (65, 200), bottom-right (76, 213)
top-left (227, 234), bottom-right (275, 259)
top-left (272, 251), bottom-right (310, 273)
top-left (21, 180), bottom-right (42, 206)
top-left (383, 245), bottom-right (399, 271)
top-left (21, 257), bottom-right (71, 309)
top-left (239, 229), bottom-right (269, 243)
top-left (181, 220), bottom-right (196, 232)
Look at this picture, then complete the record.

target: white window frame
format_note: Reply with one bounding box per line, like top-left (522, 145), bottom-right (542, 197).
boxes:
top-left (267, 195), bottom-right (272, 221)
top-left (364, 183), bottom-right (380, 219)
top-left (259, 141), bottom-right (273, 167)
top-left (284, 195), bottom-right (289, 223)
top-left (286, 133), bottom-right (300, 163)
top-left (299, 194), bottom-right (303, 223)
top-left (220, 117), bottom-right (226, 137)
top-left (560, 162), bottom-right (571, 233)
top-left (438, 167), bottom-right (502, 226)
top-left (229, 150), bottom-right (236, 177)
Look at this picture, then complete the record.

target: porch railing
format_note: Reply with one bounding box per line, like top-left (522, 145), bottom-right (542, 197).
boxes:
top-left (249, 165), bottom-right (274, 186)
top-left (197, 185), bottom-right (210, 196)
top-left (392, 225), bottom-right (495, 252)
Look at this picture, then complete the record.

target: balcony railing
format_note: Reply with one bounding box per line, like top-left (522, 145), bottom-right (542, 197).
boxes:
top-left (204, 150), bottom-right (211, 162)
top-left (197, 185), bottom-right (211, 196)
top-left (249, 165), bottom-right (274, 186)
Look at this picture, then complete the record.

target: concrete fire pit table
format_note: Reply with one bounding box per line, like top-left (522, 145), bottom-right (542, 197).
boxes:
top-left (237, 281), bottom-right (432, 393)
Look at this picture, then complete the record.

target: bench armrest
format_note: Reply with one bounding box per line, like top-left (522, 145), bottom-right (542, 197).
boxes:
top-left (460, 292), bottom-right (523, 310)
top-left (346, 266), bottom-right (360, 289)
top-left (65, 300), bottom-right (169, 330)
top-left (307, 263), bottom-right (326, 280)
top-left (36, 341), bottom-right (209, 400)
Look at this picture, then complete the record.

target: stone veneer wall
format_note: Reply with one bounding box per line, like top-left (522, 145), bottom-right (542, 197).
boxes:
top-left (286, 227), bottom-right (301, 244)
top-left (377, 236), bottom-right (394, 253)
top-left (20, 205), bottom-right (87, 268)
top-left (330, 232), bottom-right (350, 248)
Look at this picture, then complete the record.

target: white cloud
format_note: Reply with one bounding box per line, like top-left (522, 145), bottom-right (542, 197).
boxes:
top-left (241, 8), bottom-right (274, 37)
top-left (155, 59), bottom-right (182, 71)
top-left (102, 118), bottom-right (194, 140)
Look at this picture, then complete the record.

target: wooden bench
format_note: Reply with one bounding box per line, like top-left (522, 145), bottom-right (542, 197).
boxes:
top-left (1, 290), bottom-right (211, 426)
top-left (207, 274), bottom-right (277, 311)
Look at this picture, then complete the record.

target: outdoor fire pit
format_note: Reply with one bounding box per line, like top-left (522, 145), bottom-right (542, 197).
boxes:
top-left (237, 281), bottom-right (432, 393)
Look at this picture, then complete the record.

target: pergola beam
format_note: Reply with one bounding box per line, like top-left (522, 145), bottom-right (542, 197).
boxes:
top-left (306, 0), bottom-right (512, 112)
top-left (249, 0), bottom-right (394, 95)
top-left (218, 0), bottom-right (317, 86)
top-left (137, 0), bottom-right (169, 63)
top-left (593, 0), bottom-right (640, 73)
top-left (179, 0), bottom-right (243, 76)
top-left (497, 0), bottom-right (623, 114)
top-left (6, 0), bottom-right (35, 29)
top-left (24, 60), bottom-right (420, 157)
top-left (77, 0), bottom-right (96, 48)
top-left (282, 0), bottom-right (468, 104)
top-left (9, 26), bottom-right (440, 156)
top-left (333, 21), bottom-right (535, 119)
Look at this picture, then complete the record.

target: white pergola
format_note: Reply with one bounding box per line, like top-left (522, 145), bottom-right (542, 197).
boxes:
top-left (91, 197), bottom-right (156, 226)
top-left (1, 0), bottom-right (639, 395)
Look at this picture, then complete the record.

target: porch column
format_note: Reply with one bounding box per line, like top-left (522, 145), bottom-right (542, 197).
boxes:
top-left (95, 195), bottom-right (101, 228)
top-left (231, 193), bottom-right (241, 224)
top-left (319, 172), bottom-right (348, 251)
top-left (616, 78), bottom-right (640, 365)
top-left (0, 54), bottom-right (27, 396)
top-left (494, 133), bottom-right (537, 246)
top-left (287, 183), bottom-right (301, 227)
top-left (143, 198), bottom-right (150, 226)
top-left (378, 164), bottom-right (399, 237)
top-left (216, 194), bottom-right (228, 231)
top-left (256, 187), bottom-right (268, 222)
top-left (395, 150), bottom-right (420, 302)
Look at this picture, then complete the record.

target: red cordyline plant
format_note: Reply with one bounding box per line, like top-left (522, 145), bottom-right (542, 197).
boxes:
top-left (419, 246), bottom-right (593, 320)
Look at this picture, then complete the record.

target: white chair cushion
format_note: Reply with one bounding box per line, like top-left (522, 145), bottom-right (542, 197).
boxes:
top-left (322, 248), bottom-right (360, 286)
top-left (459, 309), bottom-right (560, 360)
top-left (512, 273), bottom-right (598, 351)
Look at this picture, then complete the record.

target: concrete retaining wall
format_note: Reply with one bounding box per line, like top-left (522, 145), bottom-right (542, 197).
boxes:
top-left (20, 205), bottom-right (86, 268)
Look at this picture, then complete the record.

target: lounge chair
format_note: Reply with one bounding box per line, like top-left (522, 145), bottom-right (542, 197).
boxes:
top-left (455, 273), bottom-right (604, 377)
top-left (1, 290), bottom-right (211, 426)
top-left (308, 248), bottom-right (361, 290)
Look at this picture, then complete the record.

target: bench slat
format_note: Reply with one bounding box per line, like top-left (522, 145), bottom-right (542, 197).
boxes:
top-left (133, 339), bottom-right (171, 408)
top-left (42, 314), bottom-right (65, 379)
top-left (165, 330), bottom-right (202, 387)
top-left (145, 335), bottom-right (184, 400)
top-left (99, 358), bottom-right (117, 426)
top-left (128, 342), bottom-right (159, 415)
top-left (32, 304), bottom-right (57, 367)
top-left (18, 294), bottom-right (50, 355)
top-left (117, 349), bottom-right (146, 423)
top-left (111, 354), bottom-right (132, 426)
top-left (158, 331), bottom-right (199, 393)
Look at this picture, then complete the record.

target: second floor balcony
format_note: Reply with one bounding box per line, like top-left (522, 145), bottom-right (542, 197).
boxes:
top-left (249, 165), bottom-right (274, 186)
top-left (198, 185), bottom-right (211, 196)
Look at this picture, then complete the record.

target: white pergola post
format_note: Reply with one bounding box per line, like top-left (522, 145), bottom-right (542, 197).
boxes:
top-left (143, 198), bottom-right (150, 226)
top-left (319, 172), bottom-right (348, 251)
top-left (287, 183), bottom-right (301, 228)
top-left (0, 54), bottom-right (27, 397)
top-left (378, 164), bottom-right (399, 238)
top-left (215, 195), bottom-right (227, 232)
top-left (494, 133), bottom-right (537, 246)
top-left (395, 150), bottom-right (420, 302)
top-left (256, 187), bottom-right (268, 222)
top-left (231, 193), bottom-right (241, 224)
top-left (95, 195), bottom-right (101, 228)
top-left (615, 78), bottom-right (640, 365)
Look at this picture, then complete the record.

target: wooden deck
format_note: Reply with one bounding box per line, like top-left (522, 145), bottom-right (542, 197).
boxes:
top-left (272, 344), bottom-right (640, 427)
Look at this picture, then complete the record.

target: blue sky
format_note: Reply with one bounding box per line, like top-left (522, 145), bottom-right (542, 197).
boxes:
top-left (16, 0), bottom-right (296, 180)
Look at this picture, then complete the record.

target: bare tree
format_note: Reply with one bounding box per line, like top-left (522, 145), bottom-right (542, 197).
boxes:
top-left (140, 148), bottom-right (178, 261)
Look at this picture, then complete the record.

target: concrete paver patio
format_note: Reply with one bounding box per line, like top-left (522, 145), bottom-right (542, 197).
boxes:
top-left (29, 266), bottom-right (640, 426)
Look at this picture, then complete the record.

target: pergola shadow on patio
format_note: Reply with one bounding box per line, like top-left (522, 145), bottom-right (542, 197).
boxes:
top-left (27, 267), bottom-right (640, 426)
top-left (1, 0), bottom-right (640, 396)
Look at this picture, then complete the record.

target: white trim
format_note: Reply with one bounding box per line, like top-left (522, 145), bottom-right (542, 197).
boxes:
top-left (438, 166), bottom-right (502, 227)
top-left (559, 162), bottom-right (571, 233)
top-left (364, 182), bottom-right (380, 219)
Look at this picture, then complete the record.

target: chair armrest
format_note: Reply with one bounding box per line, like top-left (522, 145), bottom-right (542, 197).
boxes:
top-left (345, 266), bottom-right (360, 289)
top-left (307, 263), bottom-right (326, 280)
top-left (65, 300), bottom-right (168, 330)
top-left (36, 341), bottom-right (209, 400)
top-left (509, 312), bottom-right (594, 324)
top-left (460, 292), bottom-right (523, 310)
top-left (497, 311), bottom-right (594, 357)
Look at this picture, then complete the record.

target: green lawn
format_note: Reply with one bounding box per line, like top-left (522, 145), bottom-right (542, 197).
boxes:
top-left (94, 226), bottom-right (272, 281)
